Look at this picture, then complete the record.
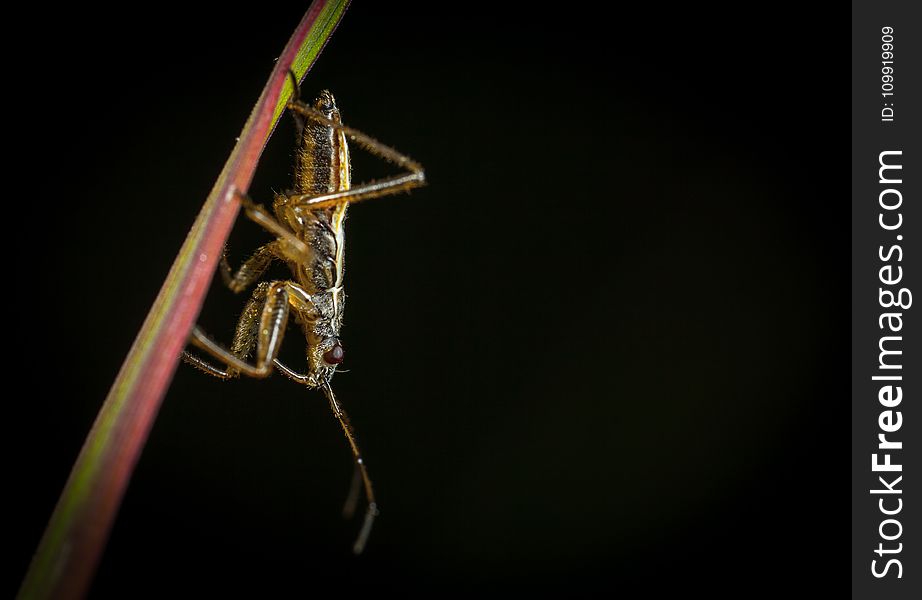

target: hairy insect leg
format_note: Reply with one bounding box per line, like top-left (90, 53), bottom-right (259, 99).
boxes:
top-left (286, 173), bottom-right (426, 210)
top-left (285, 70), bottom-right (308, 143)
top-left (282, 101), bottom-right (426, 210)
top-left (220, 241), bottom-right (281, 294)
top-left (233, 189), bottom-right (312, 263)
top-left (182, 282), bottom-right (267, 378)
top-left (183, 281), bottom-right (290, 379)
top-left (181, 351), bottom-right (234, 379)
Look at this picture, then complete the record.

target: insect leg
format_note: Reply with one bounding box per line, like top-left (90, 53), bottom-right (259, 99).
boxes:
top-left (220, 241), bottom-right (281, 293)
top-left (285, 70), bottom-right (308, 142)
top-left (183, 281), bottom-right (290, 379)
top-left (272, 359), bottom-right (313, 384)
top-left (182, 282), bottom-right (268, 378)
top-left (181, 352), bottom-right (235, 379)
top-left (283, 102), bottom-right (426, 210)
top-left (234, 189), bottom-right (312, 263)
top-left (286, 173), bottom-right (425, 210)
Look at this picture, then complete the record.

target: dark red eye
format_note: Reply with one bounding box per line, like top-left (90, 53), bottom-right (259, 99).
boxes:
top-left (323, 341), bottom-right (344, 365)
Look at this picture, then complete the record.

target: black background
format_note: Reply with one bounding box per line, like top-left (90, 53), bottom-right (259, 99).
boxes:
top-left (11, 3), bottom-right (849, 596)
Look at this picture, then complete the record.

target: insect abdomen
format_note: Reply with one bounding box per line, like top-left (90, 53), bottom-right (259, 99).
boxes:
top-left (294, 90), bottom-right (351, 197)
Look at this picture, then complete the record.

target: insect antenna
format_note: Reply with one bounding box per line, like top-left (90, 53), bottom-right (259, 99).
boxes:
top-left (321, 381), bottom-right (379, 554)
top-left (342, 465), bottom-right (362, 519)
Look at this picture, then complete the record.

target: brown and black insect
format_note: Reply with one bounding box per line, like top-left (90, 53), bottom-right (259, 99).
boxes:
top-left (182, 73), bottom-right (425, 554)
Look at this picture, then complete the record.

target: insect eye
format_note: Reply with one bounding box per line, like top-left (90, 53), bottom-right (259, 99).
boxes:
top-left (323, 341), bottom-right (344, 365)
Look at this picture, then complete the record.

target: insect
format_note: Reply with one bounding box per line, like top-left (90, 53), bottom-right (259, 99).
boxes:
top-left (182, 72), bottom-right (425, 554)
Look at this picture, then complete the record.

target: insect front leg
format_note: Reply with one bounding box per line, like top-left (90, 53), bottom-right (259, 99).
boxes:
top-left (183, 281), bottom-right (315, 379)
top-left (182, 282), bottom-right (268, 378)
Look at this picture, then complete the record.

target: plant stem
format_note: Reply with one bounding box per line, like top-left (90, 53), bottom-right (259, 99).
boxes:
top-left (18, 2), bottom-right (350, 598)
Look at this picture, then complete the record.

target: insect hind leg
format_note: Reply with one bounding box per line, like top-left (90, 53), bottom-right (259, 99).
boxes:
top-left (282, 97), bottom-right (426, 211)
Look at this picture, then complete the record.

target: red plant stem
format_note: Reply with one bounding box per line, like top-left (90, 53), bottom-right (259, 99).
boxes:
top-left (18, 2), bottom-right (349, 598)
